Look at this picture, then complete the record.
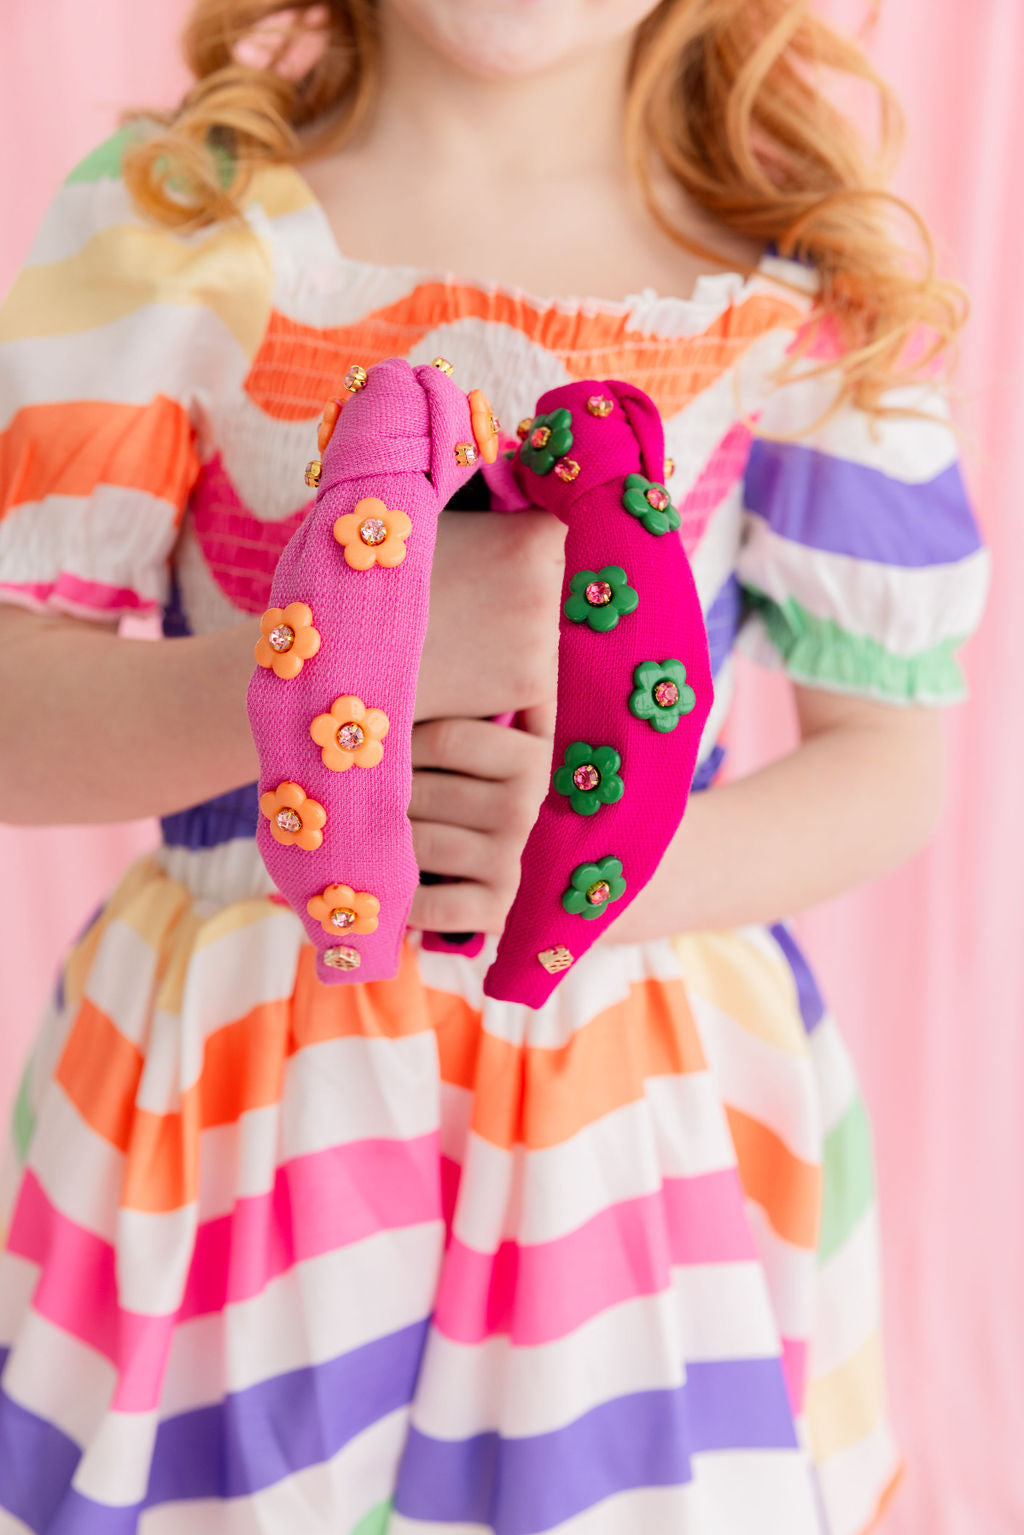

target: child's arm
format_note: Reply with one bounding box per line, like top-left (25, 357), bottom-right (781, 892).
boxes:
top-left (605, 686), bottom-right (946, 941)
top-left (404, 690), bottom-right (944, 940)
top-left (0, 509), bottom-right (563, 826)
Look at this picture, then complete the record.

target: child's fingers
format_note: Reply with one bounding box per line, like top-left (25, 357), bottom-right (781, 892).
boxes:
top-left (411, 717), bottom-right (536, 780)
top-left (408, 769), bottom-right (502, 831)
top-left (411, 819), bottom-right (492, 882)
top-left (408, 879), bottom-right (504, 935)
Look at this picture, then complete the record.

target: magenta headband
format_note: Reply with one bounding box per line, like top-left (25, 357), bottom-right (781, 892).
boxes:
top-left (246, 358), bottom-right (712, 1007)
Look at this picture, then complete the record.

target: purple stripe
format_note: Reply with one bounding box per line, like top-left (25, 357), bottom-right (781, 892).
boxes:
top-left (0, 1341), bottom-right (796, 1531)
top-left (744, 440), bottom-right (981, 568)
top-left (705, 571), bottom-right (741, 680)
top-left (0, 1320), bottom-right (428, 1531)
top-left (159, 782), bottom-right (259, 851)
top-left (769, 922), bottom-right (826, 1034)
top-left (395, 1360), bottom-right (797, 1534)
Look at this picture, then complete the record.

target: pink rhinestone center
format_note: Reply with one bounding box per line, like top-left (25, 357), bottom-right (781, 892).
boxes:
top-left (268, 623), bottom-right (295, 653)
top-left (330, 907), bottom-right (357, 931)
top-left (573, 764), bottom-right (600, 792)
top-left (585, 581), bottom-right (613, 606)
top-left (587, 395), bottom-right (614, 417)
top-left (358, 517), bottom-right (388, 546)
top-left (344, 365), bottom-right (366, 390)
top-left (553, 458), bottom-right (579, 482)
top-left (645, 486), bottom-right (670, 511)
top-left (275, 808), bottom-right (302, 833)
top-left (530, 426), bottom-right (551, 449)
top-left (324, 945), bottom-right (360, 970)
top-left (336, 722), bottom-right (365, 752)
top-left (654, 681), bottom-right (680, 708)
top-left (586, 880), bottom-right (611, 906)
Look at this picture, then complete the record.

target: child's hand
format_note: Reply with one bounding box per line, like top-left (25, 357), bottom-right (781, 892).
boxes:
top-left (407, 709), bottom-right (553, 935)
top-left (416, 509), bottom-right (564, 723)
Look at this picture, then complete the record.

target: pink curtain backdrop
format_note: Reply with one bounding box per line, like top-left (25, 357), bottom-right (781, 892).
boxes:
top-left (0, 3), bottom-right (1019, 1529)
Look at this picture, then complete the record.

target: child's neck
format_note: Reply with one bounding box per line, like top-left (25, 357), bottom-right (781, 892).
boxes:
top-left (299, 14), bottom-right (763, 307)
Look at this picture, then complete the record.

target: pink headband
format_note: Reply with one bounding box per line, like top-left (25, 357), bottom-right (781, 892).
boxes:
top-left (247, 359), bottom-right (712, 1007)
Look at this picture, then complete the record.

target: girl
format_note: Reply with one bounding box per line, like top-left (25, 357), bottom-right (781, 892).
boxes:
top-left (0, 2), bottom-right (990, 1533)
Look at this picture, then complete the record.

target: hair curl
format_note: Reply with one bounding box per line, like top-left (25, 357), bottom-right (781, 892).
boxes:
top-left (124, 0), bottom-right (965, 416)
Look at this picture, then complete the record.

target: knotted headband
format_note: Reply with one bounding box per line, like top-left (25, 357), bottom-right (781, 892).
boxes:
top-left (246, 358), bottom-right (713, 1007)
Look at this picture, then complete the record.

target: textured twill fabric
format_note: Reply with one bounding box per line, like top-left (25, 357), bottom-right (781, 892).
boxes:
top-left (0, 131), bottom-right (991, 1535)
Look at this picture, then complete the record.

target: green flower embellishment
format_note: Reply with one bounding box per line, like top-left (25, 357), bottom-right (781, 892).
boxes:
top-left (563, 566), bottom-right (639, 632)
top-left (520, 408), bottom-right (574, 475)
top-left (561, 856), bottom-right (627, 921)
top-left (553, 741), bottom-right (625, 816)
top-left (621, 473), bottom-right (682, 535)
top-left (628, 658), bottom-right (697, 733)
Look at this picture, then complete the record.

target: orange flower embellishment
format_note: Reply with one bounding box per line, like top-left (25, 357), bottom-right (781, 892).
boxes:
top-left (310, 695), bottom-right (390, 771)
top-left (259, 782), bottom-right (326, 851)
top-left (307, 883), bottom-right (380, 937)
top-left (334, 497), bottom-right (412, 570)
top-left (317, 397), bottom-right (343, 454)
top-left (468, 388), bottom-right (500, 465)
top-left (254, 603), bottom-right (321, 679)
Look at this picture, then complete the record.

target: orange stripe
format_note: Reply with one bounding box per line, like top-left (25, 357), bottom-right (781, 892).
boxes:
top-left (725, 1105), bottom-right (822, 1250)
top-left (0, 397), bottom-right (198, 520)
top-left (56, 943), bottom-right (707, 1210)
top-left (243, 289), bottom-right (804, 423)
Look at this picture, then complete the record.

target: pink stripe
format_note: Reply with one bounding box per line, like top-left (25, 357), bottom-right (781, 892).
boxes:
top-left (434, 1169), bottom-right (757, 1346)
top-left (191, 453), bottom-right (308, 615)
top-left (780, 1335), bottom-right (807, 1414)
top-left (0, 575), bottom-right (151, 616)
top-left (677, 420), bottom-right (754, 555)
top-left (7, 1132), bottom-right (441, 1412)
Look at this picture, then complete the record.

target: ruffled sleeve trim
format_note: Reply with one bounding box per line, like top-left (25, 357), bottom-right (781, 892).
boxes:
top-left (739, 584), bottom-right (972, 706)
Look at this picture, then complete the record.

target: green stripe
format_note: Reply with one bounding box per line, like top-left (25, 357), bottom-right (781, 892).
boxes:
top-left (349, 1501), bottom-right (392, 1535)
top-left (11, 1056), bottom-right (36, 1165)
top-left (65, 127), bottom-right (136, 185)
top-left (742, 585), bottom-right (969, 705)
top-left (818, 1094), bottom-right (876, 1264)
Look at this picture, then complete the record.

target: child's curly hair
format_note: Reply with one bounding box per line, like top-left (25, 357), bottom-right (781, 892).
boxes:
top-left (124, 0), bottom-right (964, 416)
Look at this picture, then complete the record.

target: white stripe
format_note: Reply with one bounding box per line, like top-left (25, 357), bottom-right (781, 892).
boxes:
top-left (25, 1084), bottom-right (125, 1245)
top-left (139, 1406), bottom-right (408, 1534)
top-left (690, 990), bottom-right (822, 1164)
top-left (0, 303), bottom-right (246, 430)
top-left (415, 1264), bottom-right (782, 1441)
top-left (743, 1201), bottom-right (817, 1344)
top-left (158, 1223), bottom-right (442, 1416)
top-left (815, 1419), bottom-right (901, 1535)
top-left (22, 178), bottom-right (140, 267)
top-left (451, 1075), bottom-right (734, 1252)
top-left (697, 651), bottom-right (735, 768)
top-left (758, 367), bottom-right (960, 484)
top-left (736, 517), bottom-right (991, 653)
top-left (810, 1207), bottom-right (882, 1380)
top-left (0, 487), bottom-right (178, 604)
top-left (75, 1407), bottom-right (159, 1507)
top-left (807, 1016), bottom-right (862, 1135)
top-left (420, 936), bottom-right (684, 1053)
top-left (1, 1307), bottom-right (115, 1448)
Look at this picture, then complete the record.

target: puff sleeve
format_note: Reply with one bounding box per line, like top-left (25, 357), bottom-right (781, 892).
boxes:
top-left (735, 356), bottom-right (991, 706)
top-left (0, 128), bottom-right (271, 622)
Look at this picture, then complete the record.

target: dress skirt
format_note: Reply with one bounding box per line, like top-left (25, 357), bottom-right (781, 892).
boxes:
top-left (0, 836), bottom-right (900, 1535)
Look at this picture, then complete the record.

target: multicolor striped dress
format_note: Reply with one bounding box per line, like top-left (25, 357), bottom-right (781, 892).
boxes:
top-left (0, 131), bottom-right (990, 1535)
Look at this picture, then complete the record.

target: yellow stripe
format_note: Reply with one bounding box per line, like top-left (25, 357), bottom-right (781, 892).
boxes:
top-left (0, 222), bottom-right (272, 357)
top-left (806, 1329), bottom-right (887, 1462)
top-left (246, 162), bottom-right (318, 220)
top-left (673, 930), bottom-right (809, 1056)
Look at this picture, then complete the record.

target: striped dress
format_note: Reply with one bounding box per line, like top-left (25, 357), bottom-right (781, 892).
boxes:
top-left (0, 131), bottom-right (990, 1535)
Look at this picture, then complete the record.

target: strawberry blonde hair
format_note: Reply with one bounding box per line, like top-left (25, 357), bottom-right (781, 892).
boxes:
top-left (124, 0), bottom-right (963, 415)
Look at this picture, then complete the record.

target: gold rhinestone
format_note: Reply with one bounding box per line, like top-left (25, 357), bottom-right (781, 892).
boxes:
top-left (454, 441), bottom-right (478, 466)
top-left (343, 364), bottom-right (368, 392)
top-left (304, 459), bottom-right (322, 489)
top-left (586, 395), bottom-right (614, 418)
top-left (324, 945), bottom-right (361, 970)
top-left (553, 458), bottom-right (580, 483)
top-left (490, 413), bottom-right (500, 434)
top-left (430, 357), bottom-right (454, 376)
top-left (664, 457), bottom-right (676, 479)
top-left (517, 418), bottom-right (533, 440)
top-left (537, 945), bottom-right (574, 974)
